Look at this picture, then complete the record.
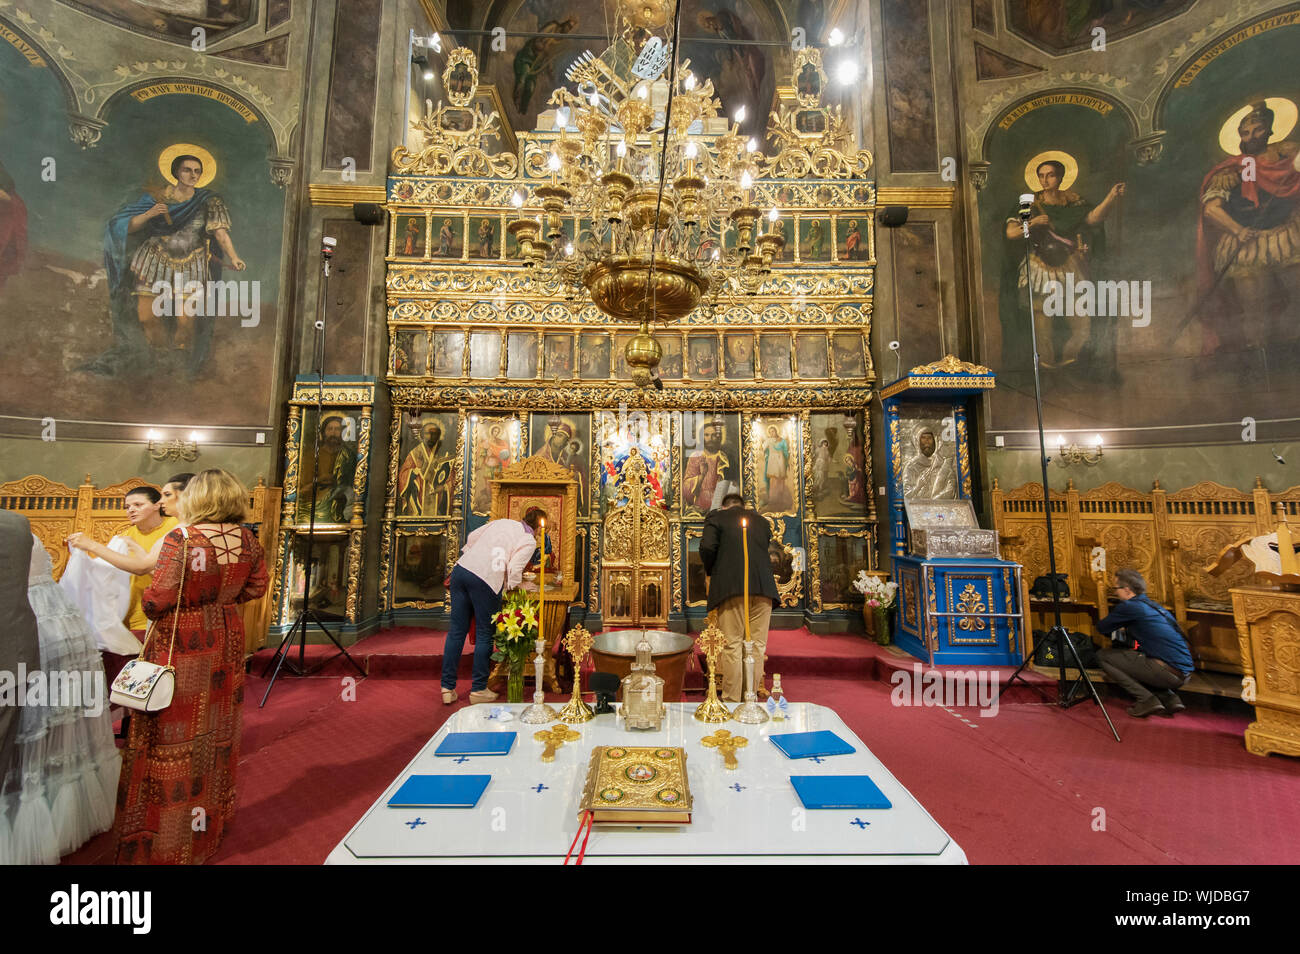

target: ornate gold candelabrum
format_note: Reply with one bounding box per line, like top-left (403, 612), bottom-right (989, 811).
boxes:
top-left (557, 624), bottom-right (595, 723)
top-left (519, 637), bottom-right (559, 724)
top-left (693, 622), bottom-right (733, 723)
top-left (731, 639), bottom-right (769, 725)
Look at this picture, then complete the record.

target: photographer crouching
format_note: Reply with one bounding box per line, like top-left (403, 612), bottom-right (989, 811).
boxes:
top-left (1096, 569), bottom-right (1195, 719)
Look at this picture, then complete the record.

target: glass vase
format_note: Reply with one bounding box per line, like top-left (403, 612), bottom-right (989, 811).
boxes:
top-left (507, 657), bottom-right (526, 703)
top-left (873, 605), bottom-right (892, 646)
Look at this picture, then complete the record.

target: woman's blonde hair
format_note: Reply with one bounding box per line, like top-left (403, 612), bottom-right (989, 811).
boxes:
top-left (177, 469), bottom-right (248, 524)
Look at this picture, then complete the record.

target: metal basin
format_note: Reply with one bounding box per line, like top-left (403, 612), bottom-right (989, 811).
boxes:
top-left (590, 630), bottom-right (695, 702)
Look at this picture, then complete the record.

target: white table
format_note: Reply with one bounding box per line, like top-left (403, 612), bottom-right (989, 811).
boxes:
top-left (326, 703), bottom-right (966, 864)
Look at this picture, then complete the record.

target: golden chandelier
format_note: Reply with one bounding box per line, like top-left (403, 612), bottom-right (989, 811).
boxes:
top-left (506, 6), bottom-right (785, 386)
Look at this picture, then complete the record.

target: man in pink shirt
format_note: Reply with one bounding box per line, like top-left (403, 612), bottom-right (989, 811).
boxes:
top-left (442, 509), bottom-right (543, 704)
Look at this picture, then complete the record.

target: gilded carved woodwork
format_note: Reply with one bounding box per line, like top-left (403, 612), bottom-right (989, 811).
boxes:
top-left (601, 448), bottom-right (670, 626)
top-left (1230, 587), bottom-right (1300, 758)
top-left (769, 516), bottom-right (803, 607)
top-left (391, 383), bottom-right (875, 409)
top-left (955, 582), bottom-right (988, 631)
top-left (390, 50), bottom-right (519, 180)
top-left (910, 355), bottom-right (993, 375)
top-left (762, 49), bottom-right (873, 181)
top-left (808, 524), bottom-right (875, 612)
top-left (345, 527), bottom-right (364, 622)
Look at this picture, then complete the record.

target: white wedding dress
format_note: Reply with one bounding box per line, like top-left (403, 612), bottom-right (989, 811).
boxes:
top-left (0, 536), bottom-right (120, 864)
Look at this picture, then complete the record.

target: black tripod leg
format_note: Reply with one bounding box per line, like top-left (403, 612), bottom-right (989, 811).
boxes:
top-left (1057, 627), bottom-right (1121, 742)
top-left (259, 612), bottom-right (306, 679)
top-left (993, 639), bottom-right (1052, 704)
top-left (303, 610), bottom-right (368, 678)
top-left (260, 611), bottom-right (309, 707)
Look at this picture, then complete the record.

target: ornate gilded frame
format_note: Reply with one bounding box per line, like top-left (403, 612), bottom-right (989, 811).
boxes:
top-left (745, 411), bottom-right (801, 518)
top-left (808, 524), bottom-right (877, 612)
top-left (275, 380), bottom-right (374, 625)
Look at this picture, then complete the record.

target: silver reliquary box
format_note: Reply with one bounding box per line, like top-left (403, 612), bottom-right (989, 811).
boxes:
top-left (905, 499), bottom-right (1000, 559)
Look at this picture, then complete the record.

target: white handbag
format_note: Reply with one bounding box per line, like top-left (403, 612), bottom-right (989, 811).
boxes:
top-left (109, 529), bottom-right (188, 713)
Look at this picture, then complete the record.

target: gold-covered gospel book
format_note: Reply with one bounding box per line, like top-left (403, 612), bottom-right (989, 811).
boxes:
top-left (578, 745), bottom-right (693, 825)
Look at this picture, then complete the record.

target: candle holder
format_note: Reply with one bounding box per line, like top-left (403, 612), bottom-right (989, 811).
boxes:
top-left (693, 622), bottom-right (733, 723)
top-left (731, 639), bottom-right (769, 724)
top-left (519, 637), bottom-right (559, 724)
top-left (557, 624), bottom-right (595, 723)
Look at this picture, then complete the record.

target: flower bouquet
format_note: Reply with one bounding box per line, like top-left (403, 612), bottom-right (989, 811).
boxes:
top-left (492, 590), bottom-right (539, 702)
top-left (853, 571), bottom-right (898, 646)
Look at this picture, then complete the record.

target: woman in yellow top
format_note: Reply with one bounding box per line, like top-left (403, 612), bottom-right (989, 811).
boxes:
top-left (67, 473), bottom-right (192, 580)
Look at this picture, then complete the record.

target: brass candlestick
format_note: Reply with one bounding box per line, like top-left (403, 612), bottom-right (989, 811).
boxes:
top-left (700, 729), bottom-right (747, 770)
top-left (693, 622), bottom-right (733, 723)
top-left (534, 723), bottom-right (580, 762)
top-left (558, 624), bottom-right (595, 723)
top-left (520, 637), bottom-right (559, 724)
top-left (731, 639), bottom-right (769, 724)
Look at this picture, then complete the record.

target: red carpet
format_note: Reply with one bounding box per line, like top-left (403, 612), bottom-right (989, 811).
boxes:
top-left (64, 627), bottom-right (1300, 865)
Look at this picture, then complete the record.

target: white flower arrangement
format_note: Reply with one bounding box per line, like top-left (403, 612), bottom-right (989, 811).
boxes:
top-left (852, 571), bottom-right (898, 609)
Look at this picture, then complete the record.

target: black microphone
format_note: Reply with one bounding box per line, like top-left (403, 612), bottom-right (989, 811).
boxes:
top-left (1017, 193), bottom-right (1034, 238)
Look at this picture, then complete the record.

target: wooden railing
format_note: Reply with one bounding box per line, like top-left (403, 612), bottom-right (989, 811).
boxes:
top-left (0, 474), bottom-right (282, 655)
top-left (991, 476), bottom-right (1293, 673)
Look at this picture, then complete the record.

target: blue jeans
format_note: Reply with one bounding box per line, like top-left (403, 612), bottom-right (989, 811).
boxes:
top-left (442, 565), bottom-right (501, 692)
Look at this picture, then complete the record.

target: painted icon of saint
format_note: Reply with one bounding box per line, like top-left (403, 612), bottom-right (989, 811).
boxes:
top-left (1197, 100), bottom-right (1300, 353)
top-left (92, 144), bottom-right (247, 376)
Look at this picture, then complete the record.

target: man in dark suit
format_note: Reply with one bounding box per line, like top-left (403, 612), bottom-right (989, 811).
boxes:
top-left (0, 510), bottom-right (39, 778)
top-left (1096, 568), bottom-right (1196, 718)
top-left (701, 493), bottom-right (780, 701)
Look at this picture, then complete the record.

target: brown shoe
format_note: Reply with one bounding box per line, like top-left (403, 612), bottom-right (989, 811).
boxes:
top-left (1126, 696), bottom-right (1166, 719)
top-left (441, 688), bottom-right (458, 705)
top-left (1156, 690), bottom-right (1185, 715)
top-left (468, 688), bottom-right (499, 704)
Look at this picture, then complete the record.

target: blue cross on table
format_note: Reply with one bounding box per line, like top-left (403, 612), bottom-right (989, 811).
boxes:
top-left (809, 756), bottom-right (826, 764)
top-left (533, 783), bottom-right (548, 793)
top-left (405, 818), bottom-right (426, 829)
top-left (729, 783), bottom-right (746, 792)
top-left (454, 756), bottom-right (470, 764)
top-left (850, 818), bottom-right (870, 829)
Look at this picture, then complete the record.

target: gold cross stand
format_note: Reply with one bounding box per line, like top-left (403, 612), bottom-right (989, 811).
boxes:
top-left (693, 622), bottom-right (733, 723)
top-left (534, 723), bottom-right (581, 762)
top-left (557, 624), bottom-right (595, 723)
top-left (700, 729), bottom-right (747, 770)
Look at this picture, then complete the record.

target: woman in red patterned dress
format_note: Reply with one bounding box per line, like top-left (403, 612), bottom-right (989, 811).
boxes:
top-left (114, 469), bottom-right (267, 864)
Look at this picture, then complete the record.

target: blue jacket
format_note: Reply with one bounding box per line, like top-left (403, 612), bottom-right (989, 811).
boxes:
top-left (1097, 595), bottom-right (1195, 675)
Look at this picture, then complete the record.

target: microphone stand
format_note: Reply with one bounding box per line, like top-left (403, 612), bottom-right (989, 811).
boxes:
top-left (996, 203), bottom-right (1120, 742)
top-left (260, 239), bottom-right (366, 706)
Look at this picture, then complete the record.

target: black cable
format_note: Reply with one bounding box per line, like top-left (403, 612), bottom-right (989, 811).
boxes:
top-left (643, 0), bottom-right (686, 325)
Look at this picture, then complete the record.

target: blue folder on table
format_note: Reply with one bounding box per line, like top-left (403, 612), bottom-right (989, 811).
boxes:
top-left (769, 730), bottom-right (856, 760)
top-left (434, 732), bottom-right (517, 757)
top-left (387, 775), bottom-right (491, 808)
top-left (790, 775), bottom-right (892, 810)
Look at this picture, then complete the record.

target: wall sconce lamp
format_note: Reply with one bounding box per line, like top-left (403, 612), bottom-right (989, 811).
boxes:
top-left (1055, 433), bottom-right (1103, 466)
top-left (147, 429), bottom-right (201, 462)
